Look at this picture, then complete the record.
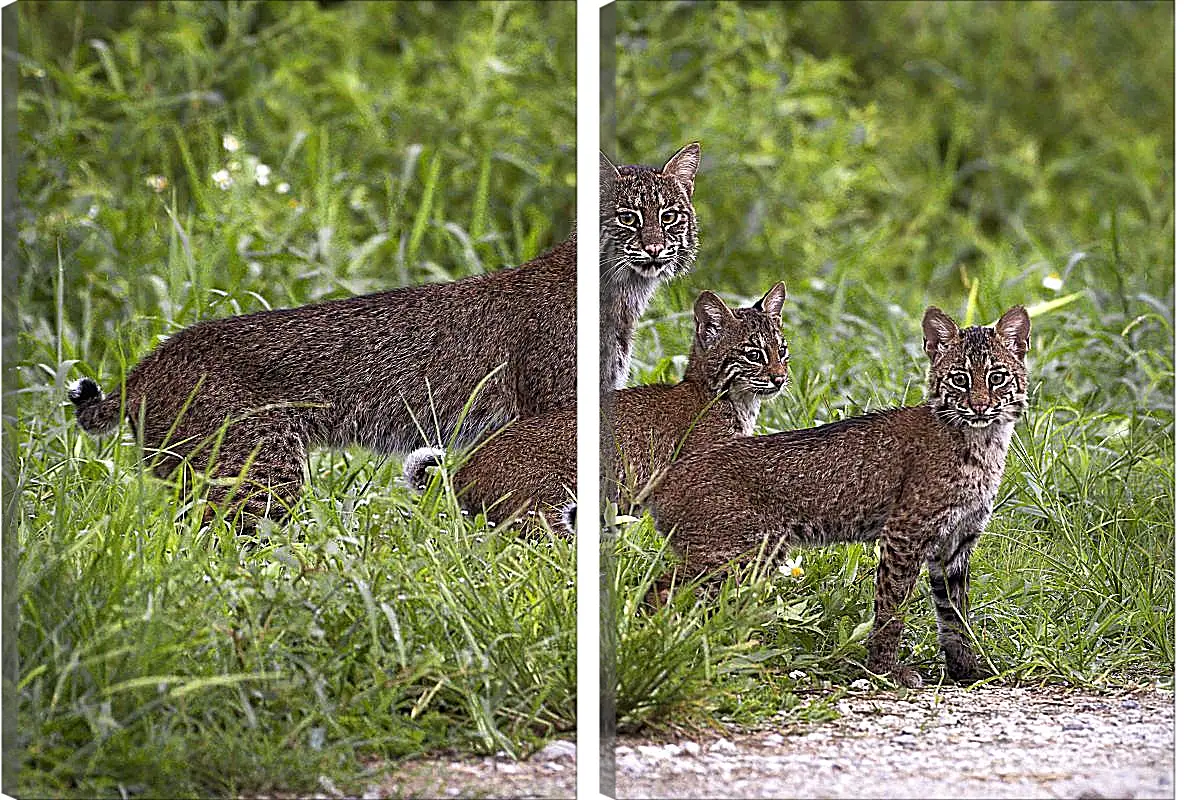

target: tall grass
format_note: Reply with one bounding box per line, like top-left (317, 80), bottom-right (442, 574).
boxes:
top-left (610, 0), bottom-right (1172, 729)
top-left (13, 1), bottom-right (575, 795)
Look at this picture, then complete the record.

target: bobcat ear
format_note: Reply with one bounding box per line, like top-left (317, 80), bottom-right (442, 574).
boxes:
top-left (661, 142), bottom-right (701, 196)
top-left (922, 306), bottom-right (960, 361)
top-left (693, 290), bottom-right (735, 347)
top-left (755, 281), bottom-right (786, 318)
top-left (994, 305), bottom-right (1030, 359)
top-left (600, 151), bottom-right (621, 185)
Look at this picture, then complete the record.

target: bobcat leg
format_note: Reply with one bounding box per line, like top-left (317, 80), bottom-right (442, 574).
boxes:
top-left (202, 423), bottom-right (307, 529)
top-left (929, 515), bottom-right (989, 682)
top-left (868, 516), bottom-right (934, 688)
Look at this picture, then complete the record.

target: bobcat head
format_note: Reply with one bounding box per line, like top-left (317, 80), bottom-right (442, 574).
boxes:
top-left (923, 305), bottom-right (1030, 428)
top-left (600, 142), bottom-right (700, 285)
top-left (690, 282), bottom-right (788, 399)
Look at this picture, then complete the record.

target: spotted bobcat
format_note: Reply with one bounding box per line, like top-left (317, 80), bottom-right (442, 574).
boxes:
top-left (646, 305), bottom-right (1031, 687)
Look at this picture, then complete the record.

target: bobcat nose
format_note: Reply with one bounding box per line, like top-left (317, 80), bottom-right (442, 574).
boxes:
top-left (642, 242), bottom-right (665, 259)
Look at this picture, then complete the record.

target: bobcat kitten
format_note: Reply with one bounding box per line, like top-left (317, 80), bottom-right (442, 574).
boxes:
top-left (70, 233), bottom-right (578, 525)
top-left (646, 305), bottom-right (1031, 687)
top-left (600, 142), bottom-right (701, 393)
top-left (405, 283), bottom-right (788, 530)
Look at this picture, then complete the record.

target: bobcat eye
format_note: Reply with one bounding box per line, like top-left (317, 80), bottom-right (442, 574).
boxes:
top-left (777, 343), bottom-right (788, 360)
top-left (744, 348), bottom-right (766, 364)
top-left (616, 210), bottom-right (639, 227)
top-left (948, 372), bottom-right (970, 390)
top-left (988, 371), bottom-right (1009, 389)
top-left (660, 209), bottom-right (679, 225)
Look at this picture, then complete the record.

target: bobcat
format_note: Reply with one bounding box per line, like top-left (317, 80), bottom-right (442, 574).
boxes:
top-left (645, 305), bottom-right (1031, 687)
top-left (69, 144), bottom-right (700, 526)
top-left (405, 282), bottom-right (788, 530)
top-left (69, 233), bottom-right (578, 525)
top-left (600, 142), bottom-right (700, 393)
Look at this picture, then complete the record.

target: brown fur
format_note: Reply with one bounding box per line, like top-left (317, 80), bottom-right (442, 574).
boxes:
top-left (406, 283), bottom-right (788, 531)
top-left (645, 305), bottom-right (1031, 687)
top-left (70, 235), bottom-right (577, 525)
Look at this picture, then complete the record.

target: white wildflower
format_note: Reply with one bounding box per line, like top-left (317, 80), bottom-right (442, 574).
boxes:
top-left (778, 554), bottom-right (805, 580)
top-left (276, 181), bottom-right (291, 195)
top-left (1042, 273), bottom-right (1064, 292)
top-left (211, 169), bottom-right (233, 190)
top-left (221, 133), bottom-right (241, 153)
top-left (254, 163), bottom-right (271, 186)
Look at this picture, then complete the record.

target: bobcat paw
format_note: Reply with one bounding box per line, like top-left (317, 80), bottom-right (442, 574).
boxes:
top-left (944, 651), bottom-right (992, 685)
top-left (892, 666), bottom-right (923, 689)
top-left (869, 661), bottom-right (924, 689)
top-left (946, 664), bottom-right (994, 686)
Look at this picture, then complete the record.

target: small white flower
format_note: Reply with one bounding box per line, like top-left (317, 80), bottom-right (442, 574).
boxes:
top-left (276, 181), bottom-right (291, 195)
top-left (145, 174), bottom-right (168, 193)
top-left (87, 205), bottom-right (98, 219)
top-left (254, 163), bottom-right (271, 186)
top-left (778, 554), bottom-right (805, 580)
top-left (1042, 273), bottom-right (1064, 292)
top-left (222, 133), bottom-right (241, 153)
top-left (211, 169), bottom-right (233, 190)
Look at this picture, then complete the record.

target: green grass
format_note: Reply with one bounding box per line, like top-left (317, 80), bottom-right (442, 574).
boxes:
top-left (13, 1), bottom-right (574, 796)
top-left (609, 0), bottom-right (1173, 729)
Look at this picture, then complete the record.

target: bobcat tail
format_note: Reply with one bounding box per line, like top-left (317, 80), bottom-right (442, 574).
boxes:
top-left (404, 446), bottom-right (446, 492)
top-left (67, 378), bottom-right (123, 435)
top-left (560, 502), bottom-right (577, 534)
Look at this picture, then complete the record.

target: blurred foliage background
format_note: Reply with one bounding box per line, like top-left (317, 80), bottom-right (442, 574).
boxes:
top-left (611, 0), bottom-right (1172, 369)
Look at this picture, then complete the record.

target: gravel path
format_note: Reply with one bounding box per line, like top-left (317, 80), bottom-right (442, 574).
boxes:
top-left (613, 686), bottom-right (1173, 799)
top-left (358, 685), bottom-right (1171, 798)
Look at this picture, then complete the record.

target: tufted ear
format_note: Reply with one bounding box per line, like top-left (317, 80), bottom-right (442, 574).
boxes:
top-left (995, 305), bottom-right (1030, 358)
top-left (600, 151), bottom-right (621, 187)
top-left (754, 281), bottom-right (786, 319)
top-left (693, 290), bottom-right (735, 348)
top-left (661, 141), bottom-right (701, 196)
top-left (922, 306), bottom-right (960, 361)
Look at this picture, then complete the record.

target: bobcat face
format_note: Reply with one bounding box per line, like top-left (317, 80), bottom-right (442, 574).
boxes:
top-left (693, 282), bottom-right (789, 398)
top-left (600, 143), bottom-right (700, 284)
top-left (924, 305), bottom-right (1030, 428)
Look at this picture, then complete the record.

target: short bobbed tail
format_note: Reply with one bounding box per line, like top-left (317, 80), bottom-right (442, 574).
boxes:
top-left (67, 378), bottom-right (122, 435)
top-left (561, 502), bottom-right (577, 535)
top-left (403, 446), bottom-right (446, 492)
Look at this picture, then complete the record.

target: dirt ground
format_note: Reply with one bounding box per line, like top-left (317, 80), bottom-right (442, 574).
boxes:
top-left (362, 685), bottom-right (1171, 799)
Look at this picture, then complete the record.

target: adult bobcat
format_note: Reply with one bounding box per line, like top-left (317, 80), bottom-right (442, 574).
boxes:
top-left (646, 305), bottom-right (1031, 687)
top-left (405, 283), bottom-right (788, 530)
top-left (600, 143), bottom-right (700, 393)
top-left (70, 146), bottom-right (699, 525)
top-left (69, 234), bottom-right (577, 524)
